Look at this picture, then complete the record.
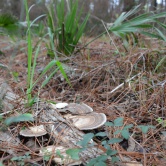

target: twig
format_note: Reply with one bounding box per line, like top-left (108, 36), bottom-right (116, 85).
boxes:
top-left (108, 72), bottom-right (141, 94)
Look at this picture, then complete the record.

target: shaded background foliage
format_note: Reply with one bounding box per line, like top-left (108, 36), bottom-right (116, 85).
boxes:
top-left (0, 0), bottom-right (166, 35)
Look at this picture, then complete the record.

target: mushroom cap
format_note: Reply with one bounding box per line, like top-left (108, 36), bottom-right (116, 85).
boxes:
top-left (50, 102), bottom-right (68, 109)
top-left (59, 103), bottom-right (93, 114)
top-left (65, 112), bottom-right (107, 130)
top-left (39, 145), bottom-right (82, 166)
top-left (20, 125), bottom-right (47, 137)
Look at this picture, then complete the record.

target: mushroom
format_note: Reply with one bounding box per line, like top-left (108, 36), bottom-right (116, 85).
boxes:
top-left (20, 125), bottom-right (47, 137)
top-left (39, 145), bottom-right (82, 166)
top-left (58, 103), bottom-right (93, 114)
top-left (64, 112), bottom-right (107, 130)
top-left (50, 102), bottom-right (68, 109)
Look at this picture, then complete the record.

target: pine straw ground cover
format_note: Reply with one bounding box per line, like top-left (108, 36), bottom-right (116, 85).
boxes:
top-left (0, 35), bottom-right (166, 165)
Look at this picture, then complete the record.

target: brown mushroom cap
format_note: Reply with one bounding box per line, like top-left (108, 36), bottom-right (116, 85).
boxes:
top-left (39, 145), bottom-right (82, 166)
top-left (65, 112), bottom-right (107, 130)
top-left (20, 125), bottom-right (47, 137)
top-left (59, 103), bottom-right (93, 114)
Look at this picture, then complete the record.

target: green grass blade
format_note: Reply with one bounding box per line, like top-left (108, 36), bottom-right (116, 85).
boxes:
top-left (65, 0), bottom-right (78, 33)
top-left (24, 0), bottom-right (33, 102)
top-left (47, 27), bottom-right (58, 59)
top-left (30, 44), bottom-right (41, 88)
top-left (155, 27), bottom-right (166, 41)
top-left (30, 14), bottom-right (46, 28)
top-left (55, 61), bottom-right (71, 86)
top-left (27, 60), bottom-right (57, 94)
top-left (141, 31), bottom-right (163, 39)
top-left (154, 55), bottom-right (166, 72)
top-left (41, 68), bottom-right (59, 88)
top-left (74, 13), bottom-right (89, 45)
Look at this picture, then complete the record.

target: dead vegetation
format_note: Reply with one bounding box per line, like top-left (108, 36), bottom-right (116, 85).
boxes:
top-left (0, 35), bottom-right (166, 166)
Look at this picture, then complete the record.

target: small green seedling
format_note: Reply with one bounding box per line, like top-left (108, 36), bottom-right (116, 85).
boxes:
top-left (11, 152), bottom-right (31, 166)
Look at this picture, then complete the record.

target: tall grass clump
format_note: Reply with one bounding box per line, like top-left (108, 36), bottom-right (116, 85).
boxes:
top-left (46, 0), bottom-right (89, 56)
top-left (0, 13), bottom-right (19, 37)
top-left (0, 1), bottom-right (71, 106)
top-left (24, 0), bottom-right (70, 106)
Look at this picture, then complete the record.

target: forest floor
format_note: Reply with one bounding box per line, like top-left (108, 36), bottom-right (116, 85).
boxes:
top-left (0, 35), bottom-right (166, 166)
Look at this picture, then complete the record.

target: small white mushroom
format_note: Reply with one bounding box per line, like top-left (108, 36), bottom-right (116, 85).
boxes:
top-left (39, 145), bottom-right (82, 166)
top-left (20, 125), bottom-right (47, 137)
top-left (65, 112), bottom-right (107, 130)
top-left (50, 102), bottom-right (68, 109)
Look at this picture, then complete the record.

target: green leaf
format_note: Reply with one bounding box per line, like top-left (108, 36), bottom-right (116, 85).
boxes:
top-left (41, 67), bottom-right (59, 88)
top-left (104, 121), bottom-right (114, 126)
top-left (55, 61), bottom-right (71, 86)
top-left (0, 115), bottom-right (3, 121)
top-left (0, 162), bottom-right (4, 166)
top-left (111, 156), bottom-right (119, 163)
top-left (43, 155), bottom-right (50, 161)
top-left (56, 149), bottom-right (64, 160)
top-left (106, 149), bottom-right (117, 156)
top-left (95, 132), bottom-right (107, 137)
top-left (66, 148), bottom-right (81, 160)
top-left (105, 145), bottom-right (111, 150)
top-left (123, 124), bottom-right (133, 130)
top-left (77, 133), bottom-right (94, 147)
top-left (11, 157), bottom-right (19, 161)
top-left (30, 44), bottom-right (41, 89)
top-left (155, 27), bottom-right (166, 41)
top-left (121, 129), bottom-right (130, 139)
top-left (101, 140), bottom-right (107, 146)
top-left (114, 129), bottom-right (121, 135)
top-left (87, 158), bottom-right (96, 166)
top-left (137, 125), bottom-right (155, 134)
top-left (4, 113), bottom-right (34, 126)
top-left (96, 155), bottom-right (108, 161)
top-left (108, 138), bottom-right (123, 144)
top-left (87, 155), bottom-right (108, 166)
top-left (114, 117), bottom-right (124, 127)
top-left (28, 60), bottom-right (57, 93)
top-left (94, 161), bottom-right (107, 166)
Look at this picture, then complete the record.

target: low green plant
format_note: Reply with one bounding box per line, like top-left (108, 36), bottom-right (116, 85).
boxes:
top-left (156, 117), bottom-right (166, 127)
top-left (0, 13), bottom-right (19, 36)
top-left (105, 117), bottom-right (133, 139)
top-left (4, 113), bottom-right (34, 126)
top-left (66, 148), bottom-right (81, 160)
top-left (86, 5), bottom-right (166, 50)
top-left (137, 125), bottom-right (156, 134)
top-left (66, 117), bottom-right (131, 165)
top-left (11, 152), bottom-right (31, 166)
top-left (66, 117), bottom-right (156, 165)
top-left (42, 149), bottom-right (51, 161)
top-left (46, 0), bottom-right (89, 56)
top-left (0, 162), bottom-right (4, 166)
top-left (153, 22), bottom-right (166, 72)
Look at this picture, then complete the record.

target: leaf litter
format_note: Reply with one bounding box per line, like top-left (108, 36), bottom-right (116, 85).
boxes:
top-left (0, 35), bottom-right (166, 165)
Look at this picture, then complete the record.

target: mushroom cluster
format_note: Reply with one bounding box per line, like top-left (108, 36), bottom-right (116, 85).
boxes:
top-left (19, 102), bottom-right (107, 165)
top-left (50, 102), bottom-right (107, 130)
